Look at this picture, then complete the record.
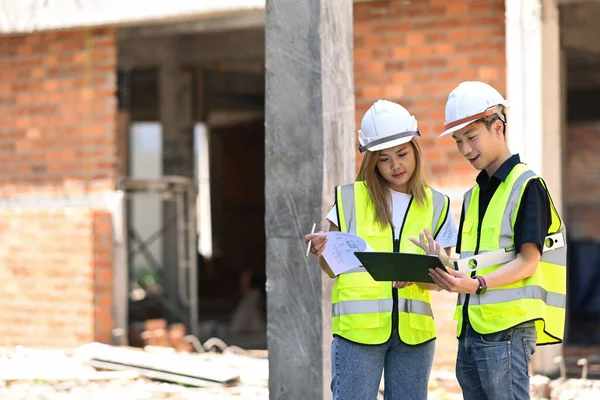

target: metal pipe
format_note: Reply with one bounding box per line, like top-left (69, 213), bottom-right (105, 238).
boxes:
top-left (577, 358), bottom-right (589, 380)
top-left (553, 355), bottom-right (567, 380)
top-left (176, 190), bottom-right (190, 307)
top-left (187, 185), bottom-right (199, 338)
top-left (184, 334), bottom-right (205, 353)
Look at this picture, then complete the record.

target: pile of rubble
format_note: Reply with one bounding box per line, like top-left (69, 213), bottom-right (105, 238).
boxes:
top-left (426, 371), bottom-right (600, 400)
top-left (0, 343), bottom-right (268, 400)
top-left (427, 370), bottom-right (463, 400)
top-left (2, 340), bottom-right (600, 400)
top-left (531, 374), bottom-right (600, 400)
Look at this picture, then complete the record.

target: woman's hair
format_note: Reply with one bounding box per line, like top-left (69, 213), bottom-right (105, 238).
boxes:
top-left (356, 137), bottom-right (428, 229)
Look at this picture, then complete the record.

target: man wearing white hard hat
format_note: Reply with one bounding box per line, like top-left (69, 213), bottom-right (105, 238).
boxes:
top-left (410, 81), bottom-right (567, 399)
top-left (305, 100), bottom-right (458, 399)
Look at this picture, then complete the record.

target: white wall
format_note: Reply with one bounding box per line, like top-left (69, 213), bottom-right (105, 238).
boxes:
top-left (0, 0), bottom-right (265, 34)
top-left (195, 123), bottom-right (213, 259)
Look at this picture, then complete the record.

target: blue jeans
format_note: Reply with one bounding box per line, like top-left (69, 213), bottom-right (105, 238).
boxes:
top-left (456, 321), bottom-right (537, 400)
top-left (331, 331), bottom-right (435, 400)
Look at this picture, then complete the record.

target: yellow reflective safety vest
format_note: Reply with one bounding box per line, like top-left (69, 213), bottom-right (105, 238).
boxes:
top-left (332, 181), bottom-right (450, 345)
top-left (455, 163), bottom-right (567, 345)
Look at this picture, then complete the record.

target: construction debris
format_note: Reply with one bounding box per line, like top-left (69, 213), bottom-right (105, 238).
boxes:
top-left (427, 370), bottom-right (463, 400)
top-left (0, 341), bottom-right (268, 400)
top-left (81, 343), bottom-right (241, 387)
top-left (530, 373), bottom-right (600, 400)
top-left (1, 343), bottom-right (599, 399)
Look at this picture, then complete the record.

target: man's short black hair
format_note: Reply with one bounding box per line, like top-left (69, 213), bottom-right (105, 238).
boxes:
top-left (480, 110), bottom-right (507, 136)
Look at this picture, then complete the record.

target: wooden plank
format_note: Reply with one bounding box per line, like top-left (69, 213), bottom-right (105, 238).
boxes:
top-left (88, 360), bottom-right (225, 388)
top-left (247, 349), bottom-right (268, 359)
top-left (84, 344), bottom-right (240, 385)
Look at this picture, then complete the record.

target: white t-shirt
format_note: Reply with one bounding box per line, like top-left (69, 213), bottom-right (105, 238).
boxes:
top-left (326, 188), bottom-right (458, 249)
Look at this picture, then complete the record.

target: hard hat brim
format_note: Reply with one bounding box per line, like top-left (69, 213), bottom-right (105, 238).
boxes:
top-left (365, 135), bottom-right (415, 152)
top-left (439, 120), bottom-right (472, 137)
top-left (440, 102), bottom-right (509, 138)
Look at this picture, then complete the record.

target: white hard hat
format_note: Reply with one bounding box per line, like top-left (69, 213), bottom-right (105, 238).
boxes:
top-left (440, 81), bottom-right (507, 137)
top-left (358, 100), bottom-right (420, 153)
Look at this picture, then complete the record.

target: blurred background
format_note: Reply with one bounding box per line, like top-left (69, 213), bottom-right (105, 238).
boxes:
top-left (0, 0), bottom-right (599, 397)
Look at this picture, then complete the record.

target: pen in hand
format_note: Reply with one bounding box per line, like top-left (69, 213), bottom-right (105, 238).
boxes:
top-left (305, 222), bottom-right (317, 258)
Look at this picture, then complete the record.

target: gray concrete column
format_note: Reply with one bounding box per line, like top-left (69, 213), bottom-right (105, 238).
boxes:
top-left (159, 40), bottom-right (196, 327)
top-left (265, 0), bottom-right (355, 398)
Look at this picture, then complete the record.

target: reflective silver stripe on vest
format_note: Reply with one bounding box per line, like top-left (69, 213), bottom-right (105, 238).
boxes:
top-left (460, 168), bottom-right (537, 258)
top-left (399, 298), bottom-right (434, 317)
top-left (340, 184), bottom-right (356, 235)
top-left (462, 187), bottom-right (474, 219)
top-left (457, 285), bottom-right (566, 308)
top-left (499, 170), bottom-right (536, 248)
top-left (431, 189), bottom-right (447, 235)
top-left (333, 298), bottom-right (393, 316)
top-left (332, 298), bottom-right (433, 317)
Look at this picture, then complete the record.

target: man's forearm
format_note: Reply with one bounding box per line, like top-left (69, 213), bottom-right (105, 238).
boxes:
top-left (481, 250), bottom-right (539, 289)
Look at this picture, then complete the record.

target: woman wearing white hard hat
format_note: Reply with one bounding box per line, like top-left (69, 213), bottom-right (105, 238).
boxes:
top-left (411, 81), bottom-right (566, 400)
top-left (304, 100), bottom-right (458, 400)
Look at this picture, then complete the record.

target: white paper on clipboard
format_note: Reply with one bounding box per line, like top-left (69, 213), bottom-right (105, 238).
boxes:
top-left (321, 232), bottom-right (373, 276)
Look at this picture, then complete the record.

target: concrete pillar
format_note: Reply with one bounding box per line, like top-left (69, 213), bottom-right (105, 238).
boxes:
top-left (159, 40), bottom-right (196, 328)
top-left (505, 0), bottom-right (564, 376)
top-left (264, 0), bottom-right (355, 398)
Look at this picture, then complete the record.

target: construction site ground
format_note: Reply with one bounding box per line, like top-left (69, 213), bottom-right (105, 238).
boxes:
top-left (1, 342), bottom-right (599, 400)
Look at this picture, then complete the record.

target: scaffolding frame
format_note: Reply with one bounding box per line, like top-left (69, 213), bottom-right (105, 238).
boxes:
top-left (118, 176), bottom-right (199, 339)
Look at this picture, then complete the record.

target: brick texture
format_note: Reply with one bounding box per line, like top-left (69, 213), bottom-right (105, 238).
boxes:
top-left (565, 122), bottom-right (600, 240)
top-left (353, 0), bottom-right (506, 190)
top-left (0, 28), bottom-right (118, 193)
top-left (93, 211), bottom-right (115, 344)
top-left (0, 209), bottom-right (114, 348)
top-left (353, 0), bottom-right (506, 372)
top-left (0, 28), bottom-right (117, 347)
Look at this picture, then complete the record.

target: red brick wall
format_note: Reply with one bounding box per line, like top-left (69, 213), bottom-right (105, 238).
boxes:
top-left (0, 28), bottom-right (118, 347)
top-left (353, 0), bottom-right (506, 190)
top-left (0, 28), bottom-right (118, 189)
top-left (565, 122), bottom-right (600, 240)
top-left (353, 0), bottom-right (506, 372)
top-left (93, 211), bottom-right (116, 344)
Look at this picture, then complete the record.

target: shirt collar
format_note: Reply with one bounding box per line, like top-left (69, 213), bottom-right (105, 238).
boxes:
top-left (476, 154), bottom-right (521, 186)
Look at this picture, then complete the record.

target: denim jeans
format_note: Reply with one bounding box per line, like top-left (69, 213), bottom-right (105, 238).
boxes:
top-left (456, 321), bottom-right (537, 400)
top-left (331, 331), bottom-right (435, 400)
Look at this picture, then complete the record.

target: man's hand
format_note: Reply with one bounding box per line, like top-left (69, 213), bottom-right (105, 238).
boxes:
top-left (392, 281), bottom-right (414, 289)
top-left (409, 229), bottom-right (452, 268)
top-left (429, 266), bottom-right (479, 294)
top-left (409, 229), bottom-right (442, 257)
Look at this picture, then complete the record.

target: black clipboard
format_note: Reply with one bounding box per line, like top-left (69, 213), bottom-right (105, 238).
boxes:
top-left (353, 252), bottom-right (446, 283)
